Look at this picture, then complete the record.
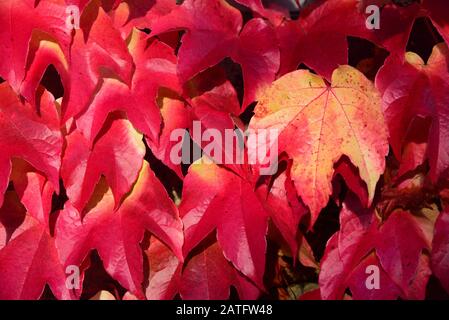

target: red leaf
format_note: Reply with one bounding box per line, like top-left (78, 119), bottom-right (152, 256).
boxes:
top-left (110, 0), bottom-right (177, 39)
top-left (276, 0), bottom-right (449, 78)
top-left (63, 2), bottom-right (134, 121)
top-left (346, 253), bottom-right (402, 300)
top-left (56, 161), bottom-right (183, 298)
top-left (180, 238), bottom-right (260, 300)
top-left (146, 97), bottom-right (191, 179)
top-left (261, 166), bottom-right (308, 257)
top-left (180, 158), bottom-right (301, 289)
top-left (276, 0), bottom-right (371, 79)
top-left (235, 0), bottom-right (289, 26)
top-left (0, 83), bottom-right (62, 207)
top-left (189, 81), bottom-right (245, 175)
top-left (0, 188), bottom-right (73, 300)
top-left (180, 161), bottom-right (269, 288)
top-left (61, 118), bottom-right (145, 212)
top-left (319, 195), bottom-right (432, 300)
top-left (333, 159), bottom-right (369, 207)
top-left (150, 0), bottom-right (280, 108)
top-left (366, 3), bottom-right (420, 58)
top-left (319, 196), bottom-right (377, 299)
top-left (375, 210), bottom-right (430, 297)
top-left (368, 0), bottom-right (449, 56)
top-left (0, 0), bottom-right (71, 91)
top-left (432, 207), bottom-right (449, 294)
top-left (235, 18), bottom-right (280, 108)
top-left (376, 43), bottom-right (449, 182)
top-left (145, 237), bottom-right (181, 300)
top-left (11, 160), bottom-right (54, 227)
top-left (20, 35), bottom-right (70, 109)
top-left (76, 30), bottom-right (180, 145)
top-left (396, 117), bottom-right (431, 178)
top-left (190, 81), bottom-right (240, 120)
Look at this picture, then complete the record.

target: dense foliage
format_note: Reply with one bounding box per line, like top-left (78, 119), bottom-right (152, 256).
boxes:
top-left (0, 0), bottom-right (448, 300)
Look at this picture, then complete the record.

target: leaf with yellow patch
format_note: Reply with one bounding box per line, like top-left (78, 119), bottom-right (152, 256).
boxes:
top-left (250, 65), bottom-right (389, 222)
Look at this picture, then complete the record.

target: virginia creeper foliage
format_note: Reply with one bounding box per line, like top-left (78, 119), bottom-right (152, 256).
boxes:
top-left (0, 0), bottom-right (449, 300)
